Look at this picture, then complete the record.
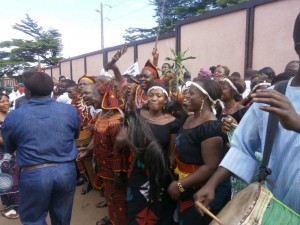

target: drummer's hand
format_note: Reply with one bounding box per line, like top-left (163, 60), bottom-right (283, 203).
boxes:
top-left (193, 185), bottom-right (215, 216)
top-left (83, 124), bottom-right (94, 132)
top-left (221, 116), bottom-right (236, 134)
top-left (167, 181), bottom-right (181, 201)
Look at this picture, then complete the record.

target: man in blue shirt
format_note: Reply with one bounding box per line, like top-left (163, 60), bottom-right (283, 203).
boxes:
top-left (194, 13), bottom-right (300, 215)
top-left (2, 72), bottom-right (81, 225)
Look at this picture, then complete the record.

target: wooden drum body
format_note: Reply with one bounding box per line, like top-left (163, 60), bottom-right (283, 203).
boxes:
top-left (210, 182), bottom-right (300, 225)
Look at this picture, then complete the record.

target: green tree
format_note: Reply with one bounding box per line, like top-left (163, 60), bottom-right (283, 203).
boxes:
top-left (123, 0), bottom-right (248, 42)
top-left (0, 14), bottom-right (63, 77)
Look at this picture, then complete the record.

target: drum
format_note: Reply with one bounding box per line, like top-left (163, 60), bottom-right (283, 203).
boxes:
top-left (76, 130), bottom-right (92, 148)
top-left (209, 182), bottom-right (300, 225)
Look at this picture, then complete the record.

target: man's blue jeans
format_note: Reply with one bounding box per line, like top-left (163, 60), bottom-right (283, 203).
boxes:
top-left (19, 162), bottom-right (76, 225)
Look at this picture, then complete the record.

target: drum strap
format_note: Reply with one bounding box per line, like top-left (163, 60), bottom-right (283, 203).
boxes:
top-left (258, 81), bottom-right (289, 183)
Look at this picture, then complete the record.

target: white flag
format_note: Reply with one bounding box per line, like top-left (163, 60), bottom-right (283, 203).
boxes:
top-left (122, 62), bottom-right (139, 77)
top-left (100, 69), bottom-right (113, 77)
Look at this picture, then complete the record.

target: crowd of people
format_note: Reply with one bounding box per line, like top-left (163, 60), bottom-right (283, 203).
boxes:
top-left (0, 12), bottom-right (299, 225)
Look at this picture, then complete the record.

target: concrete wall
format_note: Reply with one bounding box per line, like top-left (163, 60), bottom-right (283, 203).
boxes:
top-left (180, 10), bottom-right (247, 77)
top-left (86, 53), bottom-right (103, 77)
top-left (43, 0), bottom-right (300, 81)
top-left (252, 0), bottom-right (300, 74)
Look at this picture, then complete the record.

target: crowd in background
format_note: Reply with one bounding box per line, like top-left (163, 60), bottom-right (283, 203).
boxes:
top-left (0, 12), bottom-right (299, 225)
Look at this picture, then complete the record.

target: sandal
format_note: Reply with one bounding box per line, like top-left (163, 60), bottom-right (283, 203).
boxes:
top-left (1, 208), bottom-right (19, 219)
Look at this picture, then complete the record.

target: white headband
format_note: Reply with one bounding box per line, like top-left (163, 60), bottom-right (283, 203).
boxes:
top-left (223, 78), bottom-right (242, 96)
top-left (186, 81), bottom-right (224, 115)
top-left (147, 86), bottom-right (169, 97)
top-left (252, 82), bottom-right (271, 92)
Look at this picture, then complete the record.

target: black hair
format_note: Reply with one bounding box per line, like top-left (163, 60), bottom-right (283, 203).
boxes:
top-left (293, 13), bottom-right (300, 47)
top-left (0, 93), bottom-right (9, 100)
top-left (225, 77), bottom-right (246, 101)
top-left (183, 71), bottom-right (191, 78)
top-left (250, 72), bottom-right (269, 90)
top-left (194, 80), bottom-right (223, 101)
top-left (166, 100), bottom-right (188, 125)
top-left (193, 80), bottom-right (223, 115)
top-left (67, 83), bottom-right (79, 89)
top-left (209, 66), bottom-right (216, 74)
top-left (271, 72), bottom-right (295, 85)
top-left (61, 79), bottom-right (76, 88)
top-left (259, 67), bottom-right (275, 80)
top-left (230, 72), bottom-right (241, 78)
top-left (124, 111), bottom-right (167, 200)
top-left (59, 75), bottom-right (66, 81)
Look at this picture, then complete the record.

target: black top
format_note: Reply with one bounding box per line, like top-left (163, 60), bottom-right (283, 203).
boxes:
top-left (231, 107), bottom-right (249, 123)
top-left (129, 118), bottom-right (181, 188)
top-left (175, 120), bottom-right (225, 165)
top-left (148, 119), bottom-right (182, 151)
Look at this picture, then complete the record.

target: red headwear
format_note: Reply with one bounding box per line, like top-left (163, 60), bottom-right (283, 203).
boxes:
top-left (142, 60), bottom-right (159, 79)
top-left (96, 80), bottom-right (125, 110)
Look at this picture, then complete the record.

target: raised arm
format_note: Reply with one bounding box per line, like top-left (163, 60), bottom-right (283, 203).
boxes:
top-left (105, 62), bottom-right (124, 83)
top-left (152, 48), bottom-right (159, 67)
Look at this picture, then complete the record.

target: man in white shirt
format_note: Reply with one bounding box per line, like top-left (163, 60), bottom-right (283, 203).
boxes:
top-left (56, 79), bottom-right (76, 104)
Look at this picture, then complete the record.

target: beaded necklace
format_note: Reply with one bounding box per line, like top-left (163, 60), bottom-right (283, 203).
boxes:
top-left (134, 86), bottom-right (148, 108)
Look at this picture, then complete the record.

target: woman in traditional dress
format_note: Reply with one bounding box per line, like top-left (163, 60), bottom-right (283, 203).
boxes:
top-left (82, 80), bottom-right (129, 225)
top-left (107, 60), bottom-right (160, 112)
top-left (0, 93), bottom-right (19, 219)
top-left (167, 80), bottom-right (231, 225)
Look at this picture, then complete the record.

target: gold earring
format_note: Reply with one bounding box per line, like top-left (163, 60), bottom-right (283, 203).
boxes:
top-left (200, 99), bottom-right (204, 115)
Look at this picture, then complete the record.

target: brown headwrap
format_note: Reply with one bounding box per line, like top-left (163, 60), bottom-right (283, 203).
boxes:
top-left (96, 80), bottom-right (125, 110)
top-left (142, 60), bottom-right (159, 79)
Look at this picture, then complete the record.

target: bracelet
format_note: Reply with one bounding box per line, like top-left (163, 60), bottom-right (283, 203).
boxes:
top-left (177, 180), bottom-right (185, 192)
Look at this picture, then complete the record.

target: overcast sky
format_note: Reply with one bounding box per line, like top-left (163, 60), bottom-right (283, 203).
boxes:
top-left (0, 0), bottom-right (157, 58)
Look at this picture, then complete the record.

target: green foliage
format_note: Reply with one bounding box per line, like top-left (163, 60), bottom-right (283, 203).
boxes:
top-left (164, 48), bottom-right (196, 94)
top-left (123, 27), bottom-right (156, 42)
top-left (123, 0), bottom-right (249, 42)
top-left (0, 14), bottom-right (63, 77)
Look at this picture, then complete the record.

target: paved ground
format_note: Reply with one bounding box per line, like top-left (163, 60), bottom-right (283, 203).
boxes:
top-left (0, 186), bottom-right (107, 225)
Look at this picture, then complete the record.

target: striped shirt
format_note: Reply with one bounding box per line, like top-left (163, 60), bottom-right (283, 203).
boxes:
top-left (220, 79), bottom-right (300, 214)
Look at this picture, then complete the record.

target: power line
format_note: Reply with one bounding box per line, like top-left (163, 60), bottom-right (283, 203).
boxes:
top-left (109, 5), bottom-right (151, 21)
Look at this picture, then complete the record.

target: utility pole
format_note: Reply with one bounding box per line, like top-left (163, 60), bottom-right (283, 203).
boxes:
top-left (100, 3), bottom-right (104, 49)
top-left (96, 2), bottom-right (111, 50)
